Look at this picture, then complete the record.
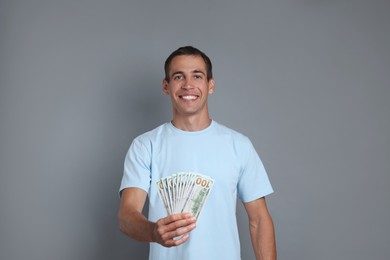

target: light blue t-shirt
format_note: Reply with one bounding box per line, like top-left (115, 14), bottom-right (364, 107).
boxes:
top-left (120, 121), bottom-right (273, 260)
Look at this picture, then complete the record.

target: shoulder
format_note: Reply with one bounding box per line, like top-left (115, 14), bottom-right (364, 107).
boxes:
top-left (212, 121), bottom-right (251, 144)
top-left (125, 123), bottom-right (170, 157)
top-left (212, 121), bottom-right (257, 160)
top-left (131, 123), bottom-right (170, 147)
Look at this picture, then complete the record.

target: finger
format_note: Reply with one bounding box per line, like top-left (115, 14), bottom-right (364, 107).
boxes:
top-left (159, 213), bottom-right (193, 225)
top-left (161, 222), bottom-right (196, 241)
top-left (163, 216), bottom-right (196, 233)
top-left (165, 233), bottom-right (190, 247)
top-left (155, 215), bottom-right (196, 242)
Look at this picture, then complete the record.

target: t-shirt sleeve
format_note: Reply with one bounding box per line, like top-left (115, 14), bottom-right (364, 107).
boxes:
top-left (119, 138), bottom-right (151, 197)
top-left (237, 138), bottom-right (273, 203)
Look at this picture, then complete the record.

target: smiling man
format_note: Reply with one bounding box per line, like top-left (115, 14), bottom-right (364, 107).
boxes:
top-left (163, 54), bottom-right (214, 130)
top-left (118, 46), bottom-right (276, 260)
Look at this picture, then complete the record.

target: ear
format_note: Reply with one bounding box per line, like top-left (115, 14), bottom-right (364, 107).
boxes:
top-left (162, 79), bottom-right (169, 95)
top-left (208, 78), bottom-right (215, 94)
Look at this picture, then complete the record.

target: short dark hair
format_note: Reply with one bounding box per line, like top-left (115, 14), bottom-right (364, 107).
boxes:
top-left (164, 46), bottom-right (213, 82)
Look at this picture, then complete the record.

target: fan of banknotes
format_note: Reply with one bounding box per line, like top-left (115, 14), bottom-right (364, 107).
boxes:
top-left (156, 172), bottom-right (214, 219)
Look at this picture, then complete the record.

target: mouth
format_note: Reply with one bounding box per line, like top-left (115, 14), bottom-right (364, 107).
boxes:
top-left (179, 95), bottom-right (198, 100)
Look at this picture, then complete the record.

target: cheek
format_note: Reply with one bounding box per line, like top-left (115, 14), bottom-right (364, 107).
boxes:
top-left (171, 85), bottom-right (183, 94)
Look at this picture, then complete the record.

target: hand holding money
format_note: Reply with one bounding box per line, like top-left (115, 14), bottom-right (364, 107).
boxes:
top-left (152, 213), bottom-right (196, 247)
top-left (154, 172), bottom-right (214, 247)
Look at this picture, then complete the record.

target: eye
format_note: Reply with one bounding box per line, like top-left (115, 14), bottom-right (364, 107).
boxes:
top-left (194, 74), bottom-right (203, 79)
top-left (173, 75), bottom-right (183, 80)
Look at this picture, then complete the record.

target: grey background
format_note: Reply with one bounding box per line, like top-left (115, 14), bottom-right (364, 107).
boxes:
top-left (0, 0), bottom-right (389, 259)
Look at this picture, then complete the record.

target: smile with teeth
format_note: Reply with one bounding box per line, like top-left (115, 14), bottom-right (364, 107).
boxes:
top-left (180, 95), bottom-right (198, 100)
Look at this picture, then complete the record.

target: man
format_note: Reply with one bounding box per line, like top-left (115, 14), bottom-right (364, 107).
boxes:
top-left (118, 46), bottom-right (276, 260)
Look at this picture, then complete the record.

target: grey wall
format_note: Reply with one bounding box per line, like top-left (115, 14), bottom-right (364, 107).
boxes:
top-left (1, 0), bottom-right (389, 259)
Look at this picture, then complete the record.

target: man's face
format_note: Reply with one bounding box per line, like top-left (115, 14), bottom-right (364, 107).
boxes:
top-left (163, 55), bottom-right (215, 118)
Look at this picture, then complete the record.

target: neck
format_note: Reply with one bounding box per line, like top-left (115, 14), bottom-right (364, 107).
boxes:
top-left (171, 115), bottom-right (212, 132)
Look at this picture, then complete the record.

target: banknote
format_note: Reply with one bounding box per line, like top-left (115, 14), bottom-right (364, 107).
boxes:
top-left (156, 172), bottom-right (214, 218)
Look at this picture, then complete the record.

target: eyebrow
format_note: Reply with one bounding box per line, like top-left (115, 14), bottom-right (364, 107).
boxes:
top-left (171, 71), bottom-right (184, 78)
top-left (193, 70), bottom-right (206, 76)
top-left (171, 70), bottom-right (206, 78)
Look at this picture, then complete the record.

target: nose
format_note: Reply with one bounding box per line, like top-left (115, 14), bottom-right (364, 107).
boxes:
top-left (181, 78), bottom-right (194, 90)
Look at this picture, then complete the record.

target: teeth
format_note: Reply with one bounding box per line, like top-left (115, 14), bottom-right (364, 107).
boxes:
top-left (181, 95), bottom-right (197, 100)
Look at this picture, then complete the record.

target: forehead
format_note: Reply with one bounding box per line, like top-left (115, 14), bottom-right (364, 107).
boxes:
top-left (168, 55), bottom-right (207, 74)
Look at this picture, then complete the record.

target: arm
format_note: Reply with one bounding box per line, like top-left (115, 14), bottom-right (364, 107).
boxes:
top-left (243, 197), bottom-right (276, 260)
top-left (118, 187), bottom-right (197, 247)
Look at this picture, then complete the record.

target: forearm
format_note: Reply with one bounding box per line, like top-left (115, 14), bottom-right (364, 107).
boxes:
top-left (249, 215), bottom-right (276, 260)
top-left (118, 208), bottom-right (155, 242)
top-left (118, 188), bottom-right (196, 247)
